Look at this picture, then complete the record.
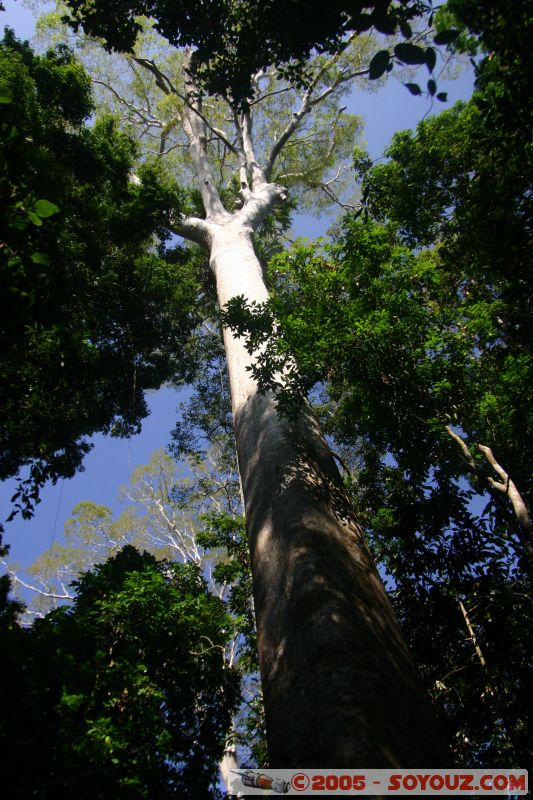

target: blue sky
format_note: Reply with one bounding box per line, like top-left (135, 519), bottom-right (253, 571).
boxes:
top-left (1, 0), bottom-right (475, 572)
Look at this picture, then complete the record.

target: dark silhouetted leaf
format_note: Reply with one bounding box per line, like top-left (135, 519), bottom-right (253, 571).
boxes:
top-left (425, 47), bottom-right (437, 73)
top-left (369, 49), bottom-right (391, 80)
top-left (400, 21), bottom-right (412, 39)
top-left (434, 29), bottom-right (460, 45)
top-left (394, 43), bottom-right (427, 65)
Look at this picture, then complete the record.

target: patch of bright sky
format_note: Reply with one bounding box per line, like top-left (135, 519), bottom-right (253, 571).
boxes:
top-left (1, 0), bottom-right (474, 570)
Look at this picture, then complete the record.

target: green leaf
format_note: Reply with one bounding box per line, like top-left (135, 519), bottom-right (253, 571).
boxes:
top-left (427, 79), bottom-right (436, 96)
top-left (0, 92), bottom-right (13, 103)
top-left (405, 83), bottom-right (422, 96)
top-left (394, 43), bottom-right (427, 65)
top-left (30, 252), bottom-right (51, 266)
top-left (27, 211), bottom-right (43, 226)
top-left (368, 50), bottom-right (391, 80)
top-left (32, 199), bottom-right (60, 218)
top-left (433, 30), bottom-right (460, 46)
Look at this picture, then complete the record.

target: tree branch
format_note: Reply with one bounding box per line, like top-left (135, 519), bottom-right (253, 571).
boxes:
top-left (477, 444), bottom-right (533, 555)
top-left (180, 51), bottom-right (231, 222)
top-left (231, 109), bottom-right (251, 201)
top-left (2, 566), bottom-right (73, 601)
top-left (170, 214), bottom-right (212, 247)
top-left (92, 78), bottom-right (163, 128)
top-left (445, 426), bottom-right (533, 556)
top-left (264, 38), bottom-right (368, 178)
top-left (445, 424), bottom-right (477, 472)
top-left (131, 57), bottom-right (237, 154)
top-left (241, 110), bottom-right (267, 190)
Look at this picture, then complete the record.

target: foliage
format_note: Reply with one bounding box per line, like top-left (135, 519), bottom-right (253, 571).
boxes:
top-left (197, 510), bottom-right (268, 765)
top-left (355, 114), bottom-right (532, 511)
top-left (6, 0), bottom-right (532, 774)
top-left (0, 32), bottom-right (203, 518)
top-left (62, 0), bottom-right (434, 103)
top-left (223, 219), bottom-right (533, 768)
top-left (6, 443), bottom-right (266, 765)
top-left (0, 545), bottom-right (239, 799)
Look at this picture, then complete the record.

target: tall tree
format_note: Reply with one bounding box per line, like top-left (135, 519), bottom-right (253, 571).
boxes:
top-left (217, 0), bottom-right (533, 762)
top-left (52, 2), bottom-right (449, 767)
top-left (233, 219), bottom-right (532, 765)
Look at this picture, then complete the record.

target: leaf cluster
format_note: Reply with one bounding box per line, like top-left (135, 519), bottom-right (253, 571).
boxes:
top-left (0, 33), bottom-right (203, 518)
top-left (0, 545), bottom-right (239, 799)
top-left (62, 0), bottom-right (432, 104)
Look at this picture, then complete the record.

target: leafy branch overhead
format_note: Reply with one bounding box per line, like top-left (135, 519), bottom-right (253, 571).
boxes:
top-left (61, 0), bottom-right (464, 105)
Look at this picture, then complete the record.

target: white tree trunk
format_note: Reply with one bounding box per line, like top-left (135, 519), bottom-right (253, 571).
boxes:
top-left (207, 214), bottom-right (448, 768)
top-left (168, 61), bottom-right (448, 766)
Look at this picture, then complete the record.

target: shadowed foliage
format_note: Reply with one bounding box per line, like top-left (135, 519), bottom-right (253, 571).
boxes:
top-left (0, 546), bottom-right (239, 799)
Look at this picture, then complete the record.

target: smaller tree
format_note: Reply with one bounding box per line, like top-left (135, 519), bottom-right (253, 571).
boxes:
top-left (0, 545), bottom-right (239, 799)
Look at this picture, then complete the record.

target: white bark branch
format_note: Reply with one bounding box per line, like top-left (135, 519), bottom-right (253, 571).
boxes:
top-left (242, 110), bottom-right (267, 189)
top-left (264, 43), bottom-right (368, 179)
top-left (477, 443), bottom-right (533, 553)
top-left (3, 567), bottom-right (73, 601)
top-left (458, 599), bottom-right (487, 669)
top-left (445, 424), bottom-right (477, 471)
top-left (182, 52), bottom-right (231, 222)
top-left (170, 214), bottom-right (212, 246)
top-left (445, 426), bottom-right (533, 556)
top-left (92, 78), bottom-right (163, 128)
top-left (231, 109), bottom-right (252, 200)
top-left (131, 56), bottom-right (237, 154)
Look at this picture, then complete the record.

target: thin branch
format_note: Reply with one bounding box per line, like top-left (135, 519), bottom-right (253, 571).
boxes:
top-left (249, 85), bottom-right (293, 107)
top-left (92, 78), bottom-right (163, 128)
top-left (445, 426), bottom-right (533, 556)
top-left (264, 43), bottom-right (367, 179)
top-left (3, 569), bottom-right (73, 601)
top-left (458, 598), bottom-right (487, 669)
top-left (445, 424), bottom-right (477, 472)
top-left (318, 182), bottom-right (358, 210)
top-left (131, 57), bottom-right (237, 154)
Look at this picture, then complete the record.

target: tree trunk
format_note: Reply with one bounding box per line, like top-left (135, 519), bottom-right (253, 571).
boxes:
top-left (209, 217), bottom-right (449, 768)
